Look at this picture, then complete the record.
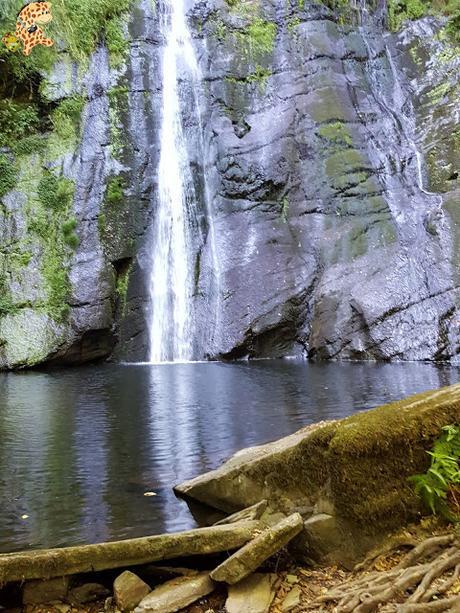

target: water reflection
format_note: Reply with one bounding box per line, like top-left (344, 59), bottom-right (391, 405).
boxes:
top-left (0, 361), bottom-right (458, 552)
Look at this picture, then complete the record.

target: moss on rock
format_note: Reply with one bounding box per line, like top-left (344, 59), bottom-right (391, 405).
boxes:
top-left (176, 385), bottom-right (460, 563)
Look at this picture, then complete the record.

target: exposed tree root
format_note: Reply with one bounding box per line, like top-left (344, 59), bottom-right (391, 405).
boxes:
top-left (397, 595), bottom-right (460, 612)
top-left (308, 535), bottom-right (460, 613)
top-left (396, 536), bottom-right (456, 570)
top-left (354, 534), bottom-right (419, 573)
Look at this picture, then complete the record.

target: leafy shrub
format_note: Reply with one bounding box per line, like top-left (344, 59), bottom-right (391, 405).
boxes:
top-left (0, 100), bottom-right (40, 147)
top-left (388, 0), bottom-right (460, 36)
top-left (410, 424), bottom-right (460, 521)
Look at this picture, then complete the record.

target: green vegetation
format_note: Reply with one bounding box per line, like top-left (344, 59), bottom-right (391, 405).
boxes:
top-left (116, 261), bottom-right (132, 315)
top-left (0, 100), bottom-right (40, 148)
top-left (62, 217), bottom-right (79, 249)
top-left (51, 95), bottom-right (86, 143)
top-left (0, 97), bottom-right (84, 325)
top-left (25, 170), bottom-right (77, 321)
top-left (388, 0), bottom-right (460, 38)
top-left (108, 86), bottom-right (129, 160)
top-left (0, 292), bottom-right (18, 317)
top-left (318, 122), bottom-right (353, 147)
top-left (281, 196), bottom-right (289, 223)
top-left (0, 154), bottom-right (18, 198)
top-left (48, 0), bottom-right (131, 64)
top-left (225, 65), bottom-right (272, 88)
top-left (105, 176), bottom-right (125, 206)
top-left (321, 0), bottom-right (357, 24)
top-left (242, 19), bottom-right (277, 56)
top-left (410, 424), bottom-right (460, 521)
top-left (233, 20), bottom-right (277, 62)
top-left (0, 0), bottom-right (133, 334)
top-left (388, 0), bottom-right (426, 30)
top-left (37, 172), bottom-right (74, 212)
top-left (104, 14), bottom-right (129, 67)
top-left (0, 0), bottom-right (132, 101)
top-left (287, 17), bottom-right (301, 33)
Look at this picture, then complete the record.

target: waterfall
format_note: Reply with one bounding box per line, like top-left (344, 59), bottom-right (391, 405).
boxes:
top-left (147, 0), bottom-right (214, 363)
top-left (354, 0), bottom-right (442, 232)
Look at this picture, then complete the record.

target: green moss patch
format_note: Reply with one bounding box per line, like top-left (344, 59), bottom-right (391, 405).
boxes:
top-left (318, 122), bottom-right (353, 147)
top-left (233, 18), bottom-right (277, 64)
top-left (24, 162), bottom-right (77, 322)
top-left (0, 154), bottom-right (18, 198)
top-left (296, 386), bottom-right (460, 528)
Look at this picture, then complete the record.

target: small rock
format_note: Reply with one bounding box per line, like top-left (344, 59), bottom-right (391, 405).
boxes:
top-left (225, 574), bottom-right (277, 613)
top-left (285, 574), bottom-right (298, 584)
top-left (23, 577), bottom-right (70, 605)
top-left (54, 603), bottom-right (71, 613)
top-left (135, 573), bottom-right (215, 613)
top-left (69, 583), bottom-right (110, 605)
top-left (114, 571), bottom-right (150, 611)
top-left (281, 586), bottom-right (301, 612)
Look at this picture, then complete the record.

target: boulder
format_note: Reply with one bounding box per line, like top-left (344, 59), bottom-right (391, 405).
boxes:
top-left (225, 573), bottom-right (278, 613)
top-left (114, 571), bottom-right (150, 611)
top-left (210, 513), bottom-right (304, 584)
top-left (134, 573), bottom-right (215, 613)
top-left (23, 576), bottom-right (69, 604)
top-left (176, 385), bottom-right (460, 564)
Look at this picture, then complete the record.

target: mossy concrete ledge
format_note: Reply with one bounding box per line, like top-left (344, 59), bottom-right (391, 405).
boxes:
top-left (175, 385), bottom-right (460, 565)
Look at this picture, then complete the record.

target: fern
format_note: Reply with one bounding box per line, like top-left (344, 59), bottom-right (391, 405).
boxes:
top-left (409, 424), bottom-right (460, 520)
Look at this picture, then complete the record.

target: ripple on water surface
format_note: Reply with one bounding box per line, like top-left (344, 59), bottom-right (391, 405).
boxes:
top-left (0, 360), bottom-right (458, 552)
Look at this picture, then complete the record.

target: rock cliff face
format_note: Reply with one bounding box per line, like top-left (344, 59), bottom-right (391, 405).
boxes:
top-left (0, 0), bottom-right (459, 368)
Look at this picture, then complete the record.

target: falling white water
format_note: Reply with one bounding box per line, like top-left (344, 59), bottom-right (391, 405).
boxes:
top-left (148, 0), bottom-right (204, 363)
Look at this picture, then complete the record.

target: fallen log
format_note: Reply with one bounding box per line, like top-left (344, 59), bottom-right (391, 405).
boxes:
top-left (210, 513), bottom-right (304, 584)
top-left (0, 521), bottom-right (261, 585)
top-left (213, 500), bottom-right (268, 526)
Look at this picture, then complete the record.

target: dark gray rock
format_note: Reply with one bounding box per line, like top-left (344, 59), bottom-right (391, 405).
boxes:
top-left (23, 577), bottom-right (69, 605)
top-left (69, 582), bottom-right (110, 604)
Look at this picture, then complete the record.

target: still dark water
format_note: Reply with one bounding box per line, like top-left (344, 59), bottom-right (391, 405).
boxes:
top-left (0, 360), bottom-right (459, 552)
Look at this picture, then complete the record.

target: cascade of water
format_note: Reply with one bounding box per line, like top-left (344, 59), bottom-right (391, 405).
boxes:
top-left (355, 0), bottom-right (442, 229)
top-left (147, 0), bottom-right (216, 363)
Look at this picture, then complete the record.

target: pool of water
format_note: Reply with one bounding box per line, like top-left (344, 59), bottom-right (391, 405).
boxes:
top-left (0, 360), bottom-right (458, 552)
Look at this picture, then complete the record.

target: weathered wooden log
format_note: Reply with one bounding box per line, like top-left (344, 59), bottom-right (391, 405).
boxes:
top-left (213, 500), bottom-right (268, 526)
top-left (210, 513), bottom-right (304, 584)
top-left (0, 521), bottom-right (261, 585)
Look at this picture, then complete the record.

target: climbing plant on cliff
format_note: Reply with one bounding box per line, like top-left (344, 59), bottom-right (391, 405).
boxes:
top-left (410, 424), bottom-right (460, 521)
